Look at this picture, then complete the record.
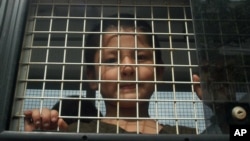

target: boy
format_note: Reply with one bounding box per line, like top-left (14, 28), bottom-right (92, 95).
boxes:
top-left (24, 14), bottom-right (202, 134)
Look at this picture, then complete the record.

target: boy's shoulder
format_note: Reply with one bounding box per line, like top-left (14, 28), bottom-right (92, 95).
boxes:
top-left (68, 120), bottom-right (196, 134)
top-left (67, 120), bottom-right (127, 133)
top-left (160, 124), bottom-right (196, 134)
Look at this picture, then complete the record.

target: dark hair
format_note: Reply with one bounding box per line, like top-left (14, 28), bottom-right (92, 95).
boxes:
top-left (84, 13), bottom-right (162, 70)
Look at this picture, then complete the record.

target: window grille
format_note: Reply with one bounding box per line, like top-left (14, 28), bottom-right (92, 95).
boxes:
top-left (9, 0), bottom-right (205, 134)
top-left (9, 0), bottom-right (224, 135)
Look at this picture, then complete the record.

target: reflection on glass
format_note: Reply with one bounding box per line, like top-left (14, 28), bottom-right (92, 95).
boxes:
top-left (191, 0), bottom-right (250, 134)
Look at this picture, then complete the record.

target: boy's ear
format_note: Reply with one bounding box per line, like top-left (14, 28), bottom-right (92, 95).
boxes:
top-left (87, 68), bottom-right (98, 90)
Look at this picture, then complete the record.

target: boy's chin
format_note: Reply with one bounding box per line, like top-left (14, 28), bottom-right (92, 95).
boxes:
top-left (118, 92), bottom-right (151, 99)
top-left (115, 100), bottom-right (148, 108)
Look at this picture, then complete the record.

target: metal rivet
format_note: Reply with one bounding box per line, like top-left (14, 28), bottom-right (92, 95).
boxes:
top-left (232, 106), bottom-right (247, 120)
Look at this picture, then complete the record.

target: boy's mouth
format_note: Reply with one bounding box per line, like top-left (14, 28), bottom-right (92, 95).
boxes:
top-left (119, 83), bottom-right (136, 92)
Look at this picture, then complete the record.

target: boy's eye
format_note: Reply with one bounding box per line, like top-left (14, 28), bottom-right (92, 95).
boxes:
top-left (137, 55), bottom-right (146, 60)
top-left (103, 58), bottom-right (117, 63)
top-left (137, 54), bottom-right (149, 62)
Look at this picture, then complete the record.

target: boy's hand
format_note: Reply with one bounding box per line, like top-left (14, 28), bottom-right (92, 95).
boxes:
top-left (24, 108), bottom-right (68, 131)
top-left (192, 74), bottom-right (202, 100)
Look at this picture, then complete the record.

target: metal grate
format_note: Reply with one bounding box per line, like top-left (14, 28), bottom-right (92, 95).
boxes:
top-left (191, 0), bottom-right (250, 134)
top-left (11, 0), bottom-right (205, 134)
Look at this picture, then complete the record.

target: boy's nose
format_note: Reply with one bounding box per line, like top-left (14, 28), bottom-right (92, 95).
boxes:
top-left (120, 57), bottom-right (135, 77)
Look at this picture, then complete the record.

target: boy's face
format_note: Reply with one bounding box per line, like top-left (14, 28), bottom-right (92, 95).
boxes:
top-left (89, 29), bottom-right (163, 107)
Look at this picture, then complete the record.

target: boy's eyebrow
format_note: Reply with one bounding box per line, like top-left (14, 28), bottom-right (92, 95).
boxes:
top-left (101, 48), bottom-right (117, 53)
top-left (101, 46), bottom-right (152, 49)
top-left (100, 48), bottom-right (154, 57)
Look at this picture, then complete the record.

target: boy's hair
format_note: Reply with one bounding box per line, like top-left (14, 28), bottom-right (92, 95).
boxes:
top-left (84, 13), bottom-right (163, 70)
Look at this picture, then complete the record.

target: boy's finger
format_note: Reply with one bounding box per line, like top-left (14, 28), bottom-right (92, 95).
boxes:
top-left (58, 119), bottom-right (68, 131)
top-left (50, 110), bottom-right (59, 123)
top-left (24, 110), bottom-right (32, 117)
top-left (24, 112), bottom-right (35, 131)
top-left (49, 110), bottom-right (59, 130)
top-left (31, 109), bottom-right (42, 128)
top-left (40, 108), bottom-right (52, 129)
top-left (192, 74), bottom-right (202, 100)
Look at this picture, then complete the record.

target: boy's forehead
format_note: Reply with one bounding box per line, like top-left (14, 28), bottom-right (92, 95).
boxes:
top-left (102, 29), bottom-right (150, 47)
